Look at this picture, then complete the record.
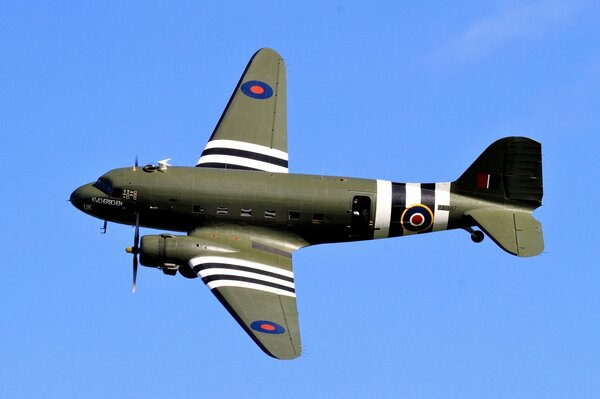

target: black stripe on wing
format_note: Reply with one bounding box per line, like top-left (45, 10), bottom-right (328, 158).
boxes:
top-left (193, 263), bottom-right (294, 283)
top-left (196, 163), bottom-right (260, 171)
top-left (201, 275), bottom-right (296, 294)
top-left (200, 148), bottom-right (288, 168)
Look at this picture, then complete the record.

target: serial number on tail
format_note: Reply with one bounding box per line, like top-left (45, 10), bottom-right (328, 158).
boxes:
top-left (437, 205), bottom-right (456, 211)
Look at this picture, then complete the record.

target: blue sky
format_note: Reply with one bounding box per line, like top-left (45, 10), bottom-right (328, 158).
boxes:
top-left (1, 1), bottom-right (599, 398)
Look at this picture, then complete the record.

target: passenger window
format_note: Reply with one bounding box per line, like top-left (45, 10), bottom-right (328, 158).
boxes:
top-left (241, 208), bottom-right (253, 217)
top-left (264, 210), bottom-right (276, 219)
top-left (313, 213), bottom-right (324, 222)
top-left (288, 211), bottom-right (300, 220)
top-left (217, 207), bottom-right (228, 215)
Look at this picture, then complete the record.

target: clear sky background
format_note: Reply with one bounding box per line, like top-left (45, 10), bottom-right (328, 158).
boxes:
top-left (1, 1), bottom-right (599, 398)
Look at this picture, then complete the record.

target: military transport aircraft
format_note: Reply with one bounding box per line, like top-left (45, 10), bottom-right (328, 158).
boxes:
top-left (70, 48), bottom-right (544, 360)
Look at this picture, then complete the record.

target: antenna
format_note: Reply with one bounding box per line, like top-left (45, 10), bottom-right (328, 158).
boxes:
top-left (157, 158), bottom-right (171, 172)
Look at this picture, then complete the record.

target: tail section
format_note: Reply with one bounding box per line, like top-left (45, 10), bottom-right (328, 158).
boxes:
top-left (454, 136), bottom-right (543, 206)
top-left (453, 137), bottom-right (544, 257)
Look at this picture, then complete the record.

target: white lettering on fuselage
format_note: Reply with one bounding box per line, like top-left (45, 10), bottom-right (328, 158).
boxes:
top-left (122, 189), bottom-right (137, 200)
top-left (91, 197), bottom-right (123, 207)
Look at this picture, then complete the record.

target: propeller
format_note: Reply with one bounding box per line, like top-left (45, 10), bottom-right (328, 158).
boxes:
top-left (133, 155), bottom-right (139, 171)
top-left (125, 212), bottom-right (140, 293)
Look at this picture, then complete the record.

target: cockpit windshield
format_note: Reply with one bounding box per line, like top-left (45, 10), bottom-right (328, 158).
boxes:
top-left (93, 178), bottom-right (112, 196)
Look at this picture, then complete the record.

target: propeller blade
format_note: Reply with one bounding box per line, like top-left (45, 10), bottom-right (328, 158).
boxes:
top-left (132, 212), bottom-right (140, 294)
top-left (134, 212), bottom-right (140, 249)
top-left (132, 255), bottom-right (138, 293)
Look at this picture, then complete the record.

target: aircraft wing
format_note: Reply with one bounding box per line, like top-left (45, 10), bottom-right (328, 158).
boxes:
top-left (196, 48), bottom-right (288, 173)
top-left (188, 225), bottom-right (306, 359)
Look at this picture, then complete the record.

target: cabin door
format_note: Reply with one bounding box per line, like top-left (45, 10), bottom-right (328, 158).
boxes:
top-left (349, 194), bottom-right (374, 240)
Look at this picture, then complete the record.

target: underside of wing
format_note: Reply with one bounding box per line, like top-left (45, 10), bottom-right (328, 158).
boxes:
top-left (188, 225), bottom-right (306, 359)
top-left (196, 48), bottom-right (288, 173)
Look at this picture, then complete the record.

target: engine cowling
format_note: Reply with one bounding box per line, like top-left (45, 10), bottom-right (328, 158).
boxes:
top-left (139, 234), bottom-right (214, 279)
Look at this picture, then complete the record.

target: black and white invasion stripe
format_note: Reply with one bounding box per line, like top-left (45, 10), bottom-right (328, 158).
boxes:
top-left (196, 140), bottom-right (288, 173)
top-left (189, 256), bottom-right (295, 297)
top-left (374, 181), bottom-right (452, 238)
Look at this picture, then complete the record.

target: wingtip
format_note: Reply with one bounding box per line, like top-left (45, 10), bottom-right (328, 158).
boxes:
top-left (253, 47), bottom-right (283, 60)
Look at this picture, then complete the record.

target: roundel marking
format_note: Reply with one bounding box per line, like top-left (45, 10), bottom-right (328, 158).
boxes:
top-left (241, 81), bottom-right (273, 99)
top-left (401, 204), bottom-right (434, 232)
top-left (250, 320), bottom-right (286, 334)
top-left (410, 213), bottom-right (424, 226)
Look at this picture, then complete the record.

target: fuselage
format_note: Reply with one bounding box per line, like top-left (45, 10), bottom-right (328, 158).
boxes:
top-left (71, 166), bottom-right (466, 246)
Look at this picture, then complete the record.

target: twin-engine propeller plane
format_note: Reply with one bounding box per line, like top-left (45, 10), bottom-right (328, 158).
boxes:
top-left (70, 48), bottom-right (544, 360)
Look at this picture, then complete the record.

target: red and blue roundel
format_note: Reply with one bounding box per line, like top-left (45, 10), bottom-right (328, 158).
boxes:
top-left (401, 204), bottom-right (434, 232)
top-left (241, 81), bottom-right (273, 99)
top-left (250, 320), bottom-right (285, 334)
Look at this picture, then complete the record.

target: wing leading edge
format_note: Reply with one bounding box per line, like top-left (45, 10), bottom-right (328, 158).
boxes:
top-left (196, 48), bottom-right (288, 173)
top-left (188, 225), bottom-right (306, 359)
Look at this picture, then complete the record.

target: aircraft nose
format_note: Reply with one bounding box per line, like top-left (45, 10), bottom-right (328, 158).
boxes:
top-left (70, 183), bottom-right (97, 211)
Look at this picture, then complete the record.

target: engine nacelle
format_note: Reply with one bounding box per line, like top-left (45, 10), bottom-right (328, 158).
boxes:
top-left (139, 234), bottom-right (220, 279)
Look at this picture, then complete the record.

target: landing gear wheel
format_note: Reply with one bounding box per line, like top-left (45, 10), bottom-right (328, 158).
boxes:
top-left (178, 264), bottom-right (198, 279)
top-left (471, 230), bottom-right (484, 243)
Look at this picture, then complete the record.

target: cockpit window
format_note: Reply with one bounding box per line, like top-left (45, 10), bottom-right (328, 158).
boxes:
top-left (93, 178), bottom-right (112, 196)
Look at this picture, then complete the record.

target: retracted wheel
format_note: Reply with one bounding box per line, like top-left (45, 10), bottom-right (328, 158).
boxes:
top-left (471, 230), bottom-right (485, 243)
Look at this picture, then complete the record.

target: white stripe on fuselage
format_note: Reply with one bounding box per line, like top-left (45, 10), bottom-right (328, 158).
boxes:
top-left (433, 182), bottom-right (451, 232)
top-left (374, 180), bottom-right (392, 239)
top-left (405, 183), bottom-right (421, 206)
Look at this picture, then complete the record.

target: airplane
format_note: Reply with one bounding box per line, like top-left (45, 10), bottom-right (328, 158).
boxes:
top-left (70, 48), bottom-right (544, 360)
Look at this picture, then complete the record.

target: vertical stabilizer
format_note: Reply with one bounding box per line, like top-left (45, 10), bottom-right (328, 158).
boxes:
top-left (454, 137), bottom-right (543, 207)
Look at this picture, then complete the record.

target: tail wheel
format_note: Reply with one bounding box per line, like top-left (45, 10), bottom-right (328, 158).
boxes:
top-left (471, 230), bottom-right (484, 243)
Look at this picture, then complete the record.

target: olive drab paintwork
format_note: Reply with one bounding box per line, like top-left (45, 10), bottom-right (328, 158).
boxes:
top-left (74, 168), bottom-right (404, 242)
top-left (70, 48), bottom-right (545, 360)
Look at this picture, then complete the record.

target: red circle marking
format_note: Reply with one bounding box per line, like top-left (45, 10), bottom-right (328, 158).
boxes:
top-left (411, 214), bottom-right (424, 225)
top-left (260, 323), bottom-right (276, 331)
top-left (250, 85), bottom-right (265, 95)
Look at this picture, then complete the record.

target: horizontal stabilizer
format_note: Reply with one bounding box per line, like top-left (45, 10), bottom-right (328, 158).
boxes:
top-left (467, 209), bottom-right (544, 257)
